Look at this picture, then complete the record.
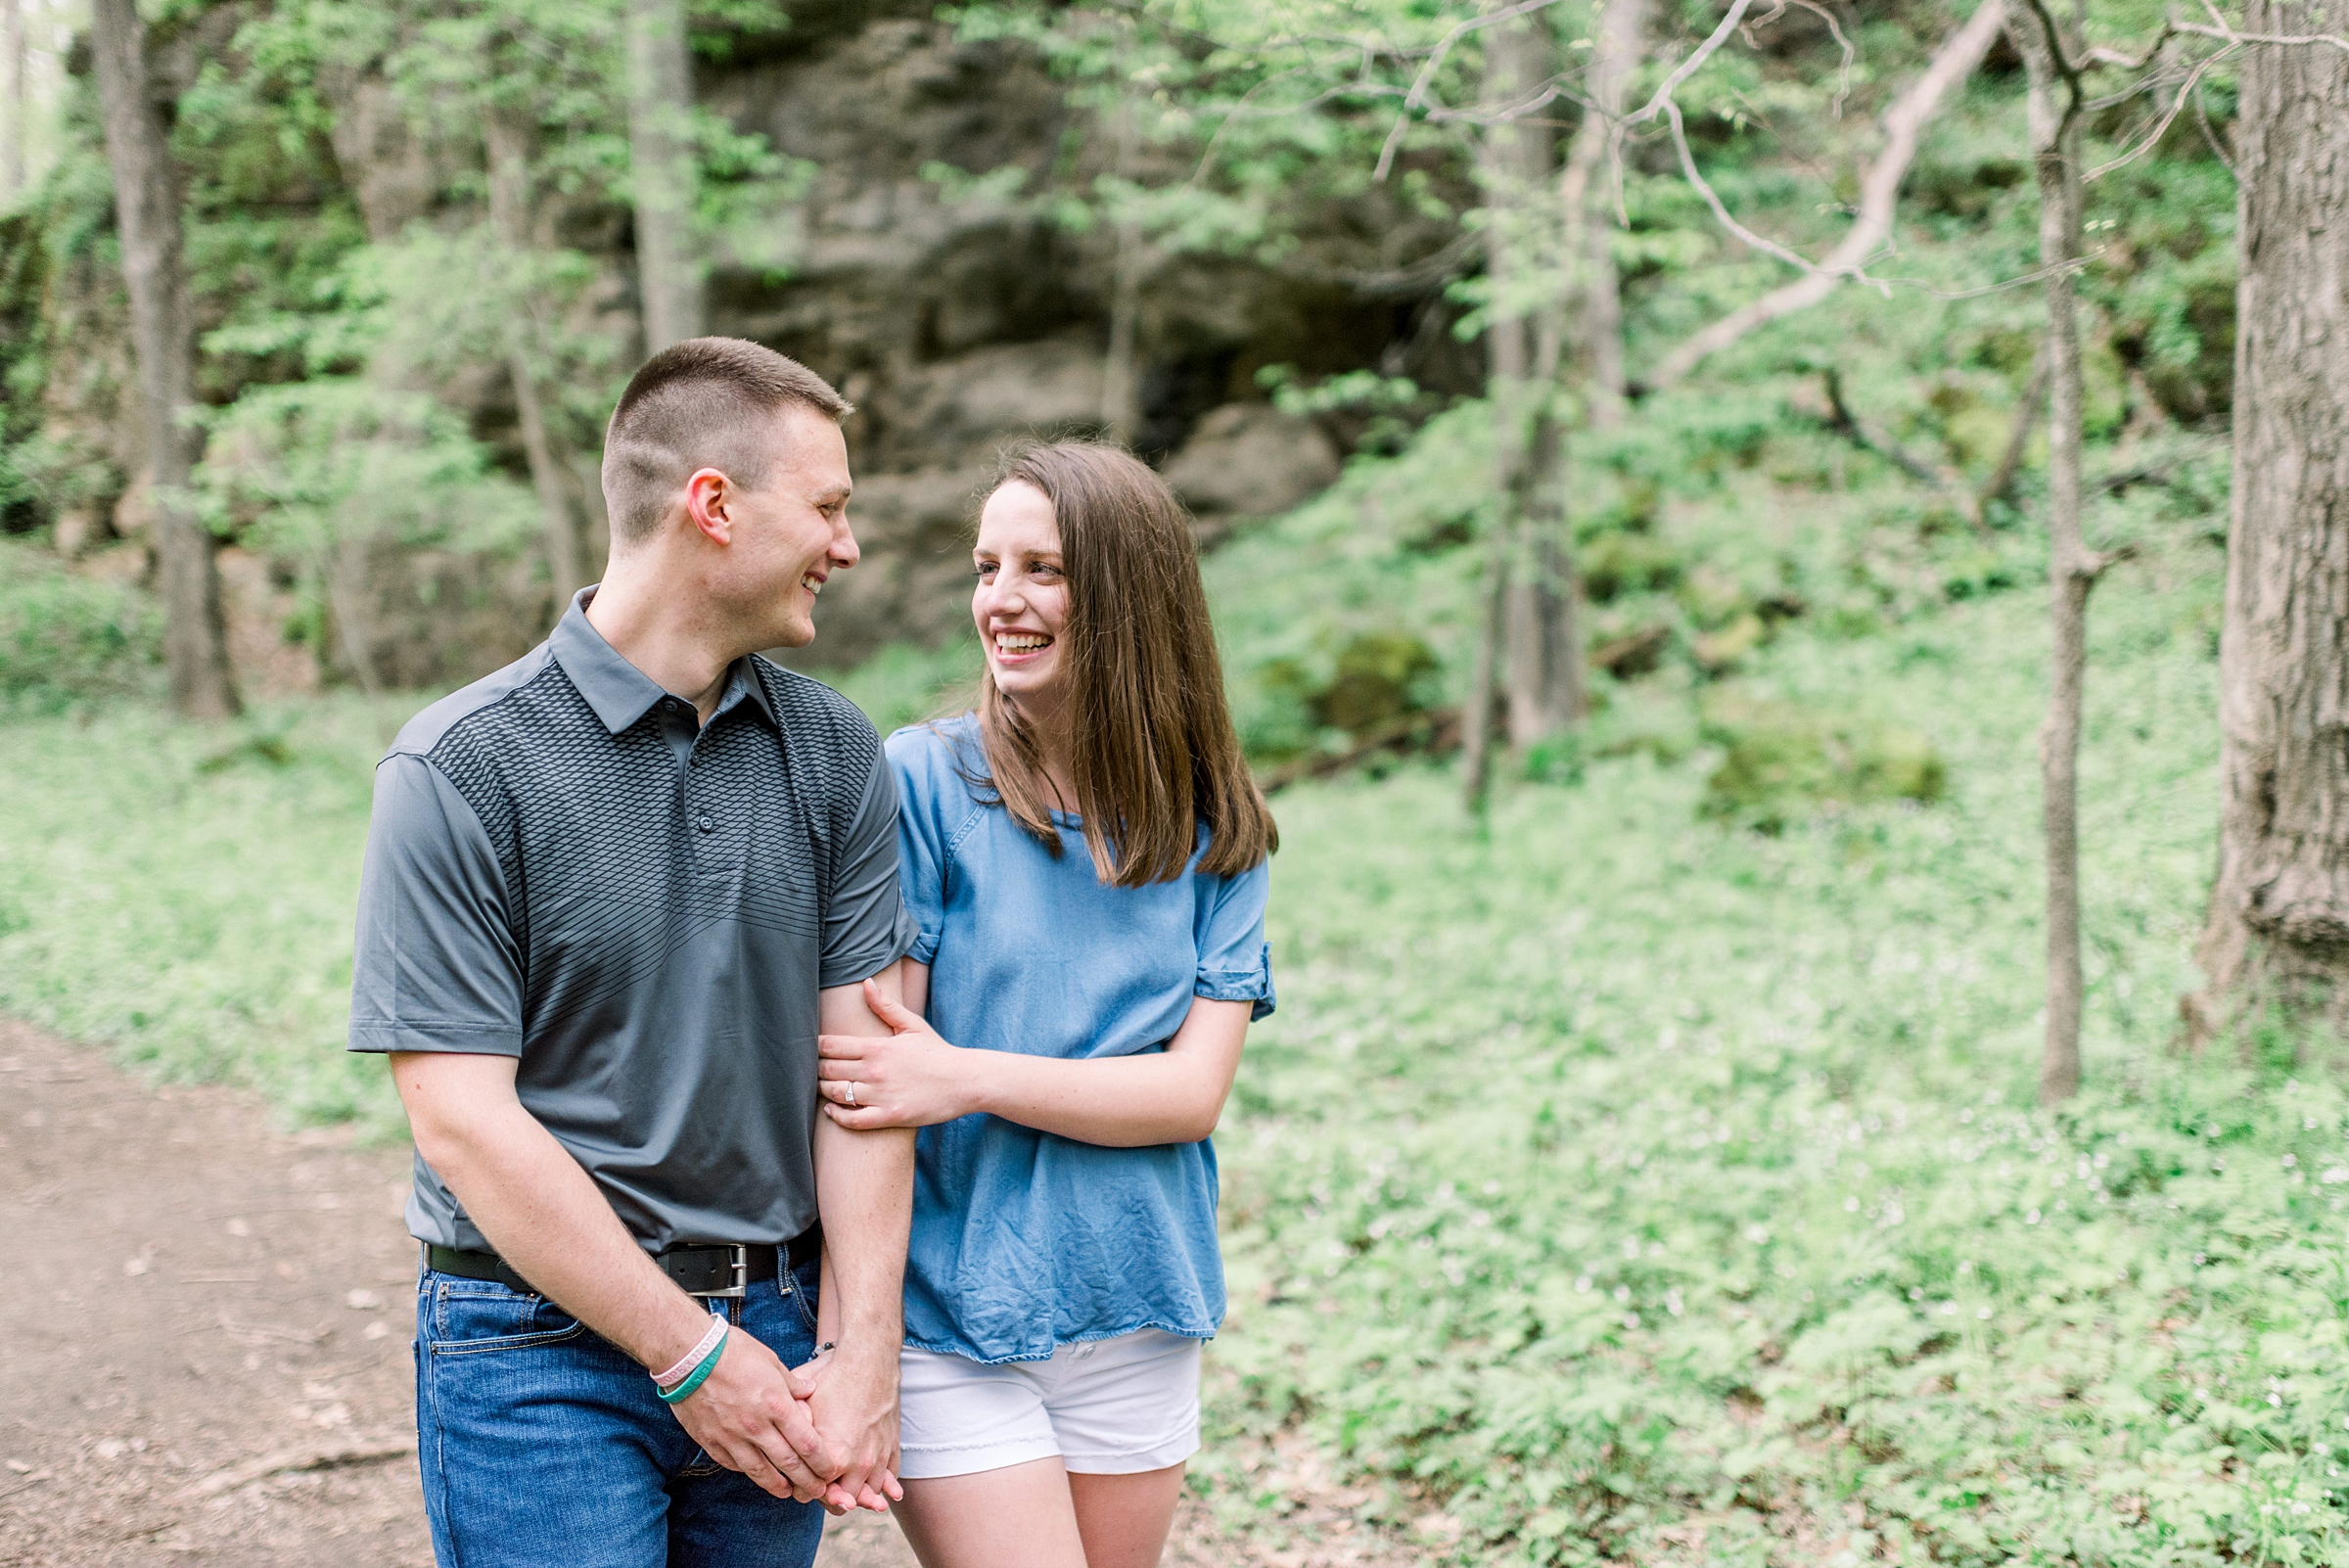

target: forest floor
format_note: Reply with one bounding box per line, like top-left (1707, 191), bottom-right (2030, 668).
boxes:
top-left (0, 1017), bottom-right (1415, 1568)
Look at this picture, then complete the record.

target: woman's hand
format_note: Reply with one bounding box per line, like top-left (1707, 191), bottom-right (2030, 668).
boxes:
top-left (816, 978), bottom-right (980, 1130)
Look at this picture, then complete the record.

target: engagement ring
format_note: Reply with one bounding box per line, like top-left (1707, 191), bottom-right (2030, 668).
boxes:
top-left (845, 1083), bottom-right (858, 1107)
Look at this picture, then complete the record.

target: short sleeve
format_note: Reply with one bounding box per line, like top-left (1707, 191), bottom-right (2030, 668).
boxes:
top-left (888, 728), bottom-right (949, 967)
top-left (347, 754), bottom-right (526, 1056)
top-left (1194, 857), bottom-right (1274, 1022)
top-left (821, 741), bottom-right (923, 988)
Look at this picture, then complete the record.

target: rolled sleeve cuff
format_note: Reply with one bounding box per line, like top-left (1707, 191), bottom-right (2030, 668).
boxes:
top-left (1196, 945), bottom-right (1276, 1022)
top-left (818, 904), bottom-right (925, 990)
top-left (908, 925), bottom-right (942, 966)
top-left (347, 1019), bottom-right (525, 1056)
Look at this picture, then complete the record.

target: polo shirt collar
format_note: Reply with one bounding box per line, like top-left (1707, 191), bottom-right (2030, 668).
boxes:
top-left (549, 587), bottom-right (777, 735)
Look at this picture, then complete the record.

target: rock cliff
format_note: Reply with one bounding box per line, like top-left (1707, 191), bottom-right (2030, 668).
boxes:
top-left (6, 0), bottom-right (1481, 685)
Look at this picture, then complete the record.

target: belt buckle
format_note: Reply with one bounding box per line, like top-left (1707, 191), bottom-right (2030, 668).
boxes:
top-left (690, 1244), bottom-right (748, 1299)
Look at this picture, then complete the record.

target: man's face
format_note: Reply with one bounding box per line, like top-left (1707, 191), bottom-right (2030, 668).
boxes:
top-left (719, 406), bottom-right (856, 650)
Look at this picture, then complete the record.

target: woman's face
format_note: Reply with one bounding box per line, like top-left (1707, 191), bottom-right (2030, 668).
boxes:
top-left (973, 480), bottom-right (1069, 713)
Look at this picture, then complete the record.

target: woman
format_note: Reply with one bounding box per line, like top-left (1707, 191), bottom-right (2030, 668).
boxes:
top-left (813, 439), bottom-right (1277, 1568)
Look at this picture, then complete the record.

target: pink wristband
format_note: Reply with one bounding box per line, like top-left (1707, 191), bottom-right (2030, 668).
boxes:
top-left (652, 1315), bottom-right (728, 1389)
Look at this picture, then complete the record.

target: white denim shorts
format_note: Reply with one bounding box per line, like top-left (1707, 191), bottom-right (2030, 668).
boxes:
top-left (896, 1328), bottom-right (1204, 1480)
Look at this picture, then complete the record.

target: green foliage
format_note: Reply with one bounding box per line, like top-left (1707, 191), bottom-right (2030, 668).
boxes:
top-left (1698, 695), bottom-right (1946, 832)
top-left (0, 539), bottom-right (163, 709)
top-left (806, 635), bottom-right (986, 739)
top-left (0, 693), bottom-right (405, 1131)
top-left (1193, 521), bottom-right (2323, 1566)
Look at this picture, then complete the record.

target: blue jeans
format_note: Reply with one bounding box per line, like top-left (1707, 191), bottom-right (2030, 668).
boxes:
top-left (414, 1253), bottom-right (826, 1568)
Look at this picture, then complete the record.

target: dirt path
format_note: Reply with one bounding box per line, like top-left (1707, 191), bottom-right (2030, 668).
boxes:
top-left (0, 1021), bottom-right (1422, 1567)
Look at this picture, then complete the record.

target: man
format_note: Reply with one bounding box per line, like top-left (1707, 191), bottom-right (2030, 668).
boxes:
top-left (348, 338), bottom-right (918, 1568)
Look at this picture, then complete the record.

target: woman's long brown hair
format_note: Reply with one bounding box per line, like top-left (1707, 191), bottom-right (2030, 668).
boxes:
top-left (968, 439), bottom-right (1276, 886)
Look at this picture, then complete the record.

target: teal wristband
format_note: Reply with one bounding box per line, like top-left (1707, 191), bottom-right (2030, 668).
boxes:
top-left (656, 1325), bottom-right (728, 1405)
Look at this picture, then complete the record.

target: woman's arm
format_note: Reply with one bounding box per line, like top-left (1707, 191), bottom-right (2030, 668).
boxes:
top-left (816, 966), bottom-right (1252, 1147)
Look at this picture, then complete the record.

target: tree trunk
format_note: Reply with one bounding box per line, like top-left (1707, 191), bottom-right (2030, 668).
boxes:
top-left (1459, 544), bottom-right (1510, 813)
top-left (1560, 0), bottom-right (1649, 425)
top-left (1482, 12), bottom-right (1582, 755)
top-left (88, 0), bottom-right (239, 718)
top-left (2190, 1), bottom-right (2349, 1049)
top-left (624, 0), bottom-right (702, 353)
top-left (4, 0), bottom-right (23, 199)
top-left (484, 107), bottom-right (588, 613)
top-left (2015, 13), bottom-right (2096, 1104)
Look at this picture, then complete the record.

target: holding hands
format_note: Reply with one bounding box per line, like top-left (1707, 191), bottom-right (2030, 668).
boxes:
top-left (818, 978), bottom-right (974, 1130)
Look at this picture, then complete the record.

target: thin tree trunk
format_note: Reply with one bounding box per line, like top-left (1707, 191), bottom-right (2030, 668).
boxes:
top-left (1978, 342), bottom-right (2051, 518)
top-left (2189, 0), bottom-right (2349, 1049)
top-left (325, 535), bottom-right (384, 699)
top-left (1560, 0), bottom-right (1648, 426)
top-left (484, 107), bottom-right (587, 614)
top-left (4, 0), bottom-right (23, 199)
top-left (1459, 546), bottom-right (1510, 813)
top-left (2016, 11), bottom-right (2100, 1104)
top-left (624, 0), bottom-right (702, 353)
top-left (1483, 11), bottom-right (1580, 753)
top-left (88, 0), bottom-right (239, 718)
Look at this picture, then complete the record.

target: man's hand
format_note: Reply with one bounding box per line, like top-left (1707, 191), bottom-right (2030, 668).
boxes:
top-left (799, 1344), bottom-right (903, 1514)
top-left (816, 977), bottom-right (977, 1130)
top-left (392, 1051), bottom-right (848, 1503)
top-left (668, 1329), bottom-right (841, 1503)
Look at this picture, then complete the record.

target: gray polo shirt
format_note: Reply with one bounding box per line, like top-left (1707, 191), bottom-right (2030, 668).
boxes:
top-left (348, 590), bottom-right (918, 1254)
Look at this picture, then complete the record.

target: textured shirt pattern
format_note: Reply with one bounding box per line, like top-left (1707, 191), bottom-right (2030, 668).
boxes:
top-left (349, 593), bottom-right (917, 1253)
top-left (889, 715), bottom-right (1274, 1363)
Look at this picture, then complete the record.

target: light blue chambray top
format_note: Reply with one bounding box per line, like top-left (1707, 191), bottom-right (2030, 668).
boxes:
top-left (887, 715), bottom-right (1275, 1364)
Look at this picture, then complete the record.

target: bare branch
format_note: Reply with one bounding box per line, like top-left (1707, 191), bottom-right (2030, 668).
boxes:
top-left (2086, 43), bottom-right (2239, 179)
top-left (1656, 96), bottom-right (1838, 276)
top-left (1644, 0), bottom-right (2007, 392)
top-left (1742, 0), bottom-right (1857, 115)
top-left (1622, 0), bottom-right (1757, 129)
top-left (2191, 69), bottom-right (2235, 172)
top-left (1373, 0), bottom-right (1565, 181)
top-left (2177, 19), bottom-right (2349, 54)
top-left (1819, 367), bottom-right (1961, 490)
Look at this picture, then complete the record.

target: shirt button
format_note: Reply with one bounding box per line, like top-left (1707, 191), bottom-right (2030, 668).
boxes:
top-left (697, 813), bottom-right (715, 833)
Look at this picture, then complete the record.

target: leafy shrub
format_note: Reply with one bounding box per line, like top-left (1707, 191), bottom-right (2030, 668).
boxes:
top-left (0, 540), bottom-right (163, 708)
top-left (1699, 696), bottom-right (1946, 830)
top-left (1312, 632), bottom-right (1442, 734)
top-left (1579, 531), bottom-right (1684, 603)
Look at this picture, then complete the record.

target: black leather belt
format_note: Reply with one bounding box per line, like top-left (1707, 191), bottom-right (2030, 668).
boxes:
top-left (426, 1227), bottom-right (819, 1299)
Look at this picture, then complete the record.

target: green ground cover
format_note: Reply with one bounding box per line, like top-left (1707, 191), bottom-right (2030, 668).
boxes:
top-left (3, 466), bottom-right (2342, 1563)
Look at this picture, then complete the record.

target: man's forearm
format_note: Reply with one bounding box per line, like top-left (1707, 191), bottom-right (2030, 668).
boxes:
top-left (392, 1054), bottom-right (711, 1374)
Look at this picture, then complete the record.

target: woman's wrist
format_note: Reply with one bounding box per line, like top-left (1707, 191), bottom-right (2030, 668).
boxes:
top-left (943, 1042), bottom-right (990, 1121)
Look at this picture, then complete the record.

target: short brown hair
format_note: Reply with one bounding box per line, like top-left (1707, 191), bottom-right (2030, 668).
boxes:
top-left (600, 338), bottom-right (852, 545)
top-left (970, 440), bottom-right (1276, 886)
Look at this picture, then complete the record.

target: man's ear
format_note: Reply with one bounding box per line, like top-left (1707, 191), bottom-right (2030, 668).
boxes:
top-left (682, 467), bottom-right (733, 545)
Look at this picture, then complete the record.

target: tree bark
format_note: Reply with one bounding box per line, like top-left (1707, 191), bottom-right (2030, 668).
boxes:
top-left (624, 0), bottom-right (702, 353)
top-left (2190, 0), bottom-right (2349, 1048)
top-left (88, 0), bottom-right (239, 718)
top-left (1482, 11), bottom-right (1582, 755)
top-left (484, 107), bottom-right (588, 613)
top-left (2015, 10), bottom-right (2096, 1104)
top-left (1558, 0), bottom-right (1649, 427)
top-left (1459, 543), bottom-right (1510, 813)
